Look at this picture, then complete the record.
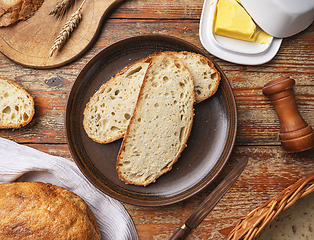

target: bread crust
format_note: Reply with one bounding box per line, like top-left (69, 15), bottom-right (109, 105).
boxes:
top-left (83, 51), bottom-right (220, 144)
top-left (169, 51), bottom-right (221, 103)
top-left (0, 77), bottom-right (35, 129)
top-left (0, 0), bottom-right (44, 27)
top-left (0, 182), bottom-right (101, 240)
top-left (116, 52), bottom-right (195, 186)
top-left (83, 55), bottom-right (153, 143)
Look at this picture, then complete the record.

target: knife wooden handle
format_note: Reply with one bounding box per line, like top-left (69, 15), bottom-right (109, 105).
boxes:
top-left (169, 224), bottom-right (191, 240)
top-left (168, 156), bottom-right (248, 240)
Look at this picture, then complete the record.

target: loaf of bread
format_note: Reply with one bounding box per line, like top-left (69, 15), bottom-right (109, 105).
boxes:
top-left (0, 182), bottom-right (101, 239)
top-left (0, 0), bottom-right (44, 27)
top-left (83, 51), bottom-right (220, 144)
top-left (171, 51), bottom-right (220, 103)
top-left (0, 77), bottom-right (35, 128)
top-left (83, 56), bottom-right (153, 143)
top-left (116, 53), bottom-right (195, 186)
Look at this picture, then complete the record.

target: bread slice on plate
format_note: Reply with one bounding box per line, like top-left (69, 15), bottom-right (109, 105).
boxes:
top-left (83, 51), bottom-right (220, 144)
top-left (0, 77), bottom-right (35, 128)
top-left (83, 56), bottom-right (153, 144)
top-left (171, 51), bottom-right (221, 103)
top-left (0, 0), bottom-right (44, 27)
top-left (116, 53), bottom-right (195, 186)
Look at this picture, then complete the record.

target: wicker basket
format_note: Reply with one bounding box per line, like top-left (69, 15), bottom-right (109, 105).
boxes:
top-left (227, 172), bottom-right (314, 240)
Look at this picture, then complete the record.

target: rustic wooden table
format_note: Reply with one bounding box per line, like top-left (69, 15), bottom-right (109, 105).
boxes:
top-left (1, 0), bottom-right (314, 239)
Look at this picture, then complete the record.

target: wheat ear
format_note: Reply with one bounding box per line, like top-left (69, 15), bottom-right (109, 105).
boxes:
top-left (50, 0), bottom-right (86, 57)
top-left (49, 0), bottom-right (76, 18)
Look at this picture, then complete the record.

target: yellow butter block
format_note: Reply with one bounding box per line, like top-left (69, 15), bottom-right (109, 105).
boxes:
top-left (256, 28), bottom-right (272, 44)
top-left (214, 0), bottom-right (264, 42)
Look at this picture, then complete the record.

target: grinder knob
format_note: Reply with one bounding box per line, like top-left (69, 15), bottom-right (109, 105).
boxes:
top-left (263, 77), bottom-right (314, 153)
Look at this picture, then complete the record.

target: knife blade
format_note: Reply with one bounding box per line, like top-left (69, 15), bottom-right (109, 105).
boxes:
top-left (169, 156), bottom-right (248, 240)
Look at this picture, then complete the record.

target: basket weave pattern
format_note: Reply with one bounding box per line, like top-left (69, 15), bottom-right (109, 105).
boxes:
top-left (227, 172), bottom-right (314, 240)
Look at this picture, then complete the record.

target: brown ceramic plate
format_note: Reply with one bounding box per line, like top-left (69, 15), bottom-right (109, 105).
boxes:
top-left (66, 34), bottom-right (237, 206)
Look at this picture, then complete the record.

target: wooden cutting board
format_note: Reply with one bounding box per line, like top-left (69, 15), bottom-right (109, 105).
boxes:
top-left (0, 0), bottom-right (123, 69)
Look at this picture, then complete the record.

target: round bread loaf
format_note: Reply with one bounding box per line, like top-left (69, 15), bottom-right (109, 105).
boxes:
top-left (0, 182), bottom-right (101, 240)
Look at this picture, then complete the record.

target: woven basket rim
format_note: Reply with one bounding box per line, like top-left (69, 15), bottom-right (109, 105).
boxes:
top-left (227, 171), bottom-right (314, 240)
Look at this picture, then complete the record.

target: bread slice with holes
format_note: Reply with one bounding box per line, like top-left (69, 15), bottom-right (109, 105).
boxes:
top-left (116, 53), bottom-right (195, 186)
top-left (83, 56), bottom-right (153, 144)
top-left (83, 51), bottom-right (220, 144)
top-left (170, 51), bottom-right (220, 103)
top-left (0, 77), bottom-right (35, 128)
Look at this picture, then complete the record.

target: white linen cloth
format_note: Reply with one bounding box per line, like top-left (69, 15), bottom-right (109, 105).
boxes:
top-left (0, 137), bottom-right (139, 240)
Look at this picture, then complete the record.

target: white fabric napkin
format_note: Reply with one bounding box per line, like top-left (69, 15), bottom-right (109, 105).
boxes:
top-left (0, 137), bottom-right (139, 240)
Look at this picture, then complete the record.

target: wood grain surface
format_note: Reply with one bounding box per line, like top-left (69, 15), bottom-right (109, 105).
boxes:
top-left (0, 0), bottom-right (314, 239)
top-left (0, 0), bottom-right (123, 69)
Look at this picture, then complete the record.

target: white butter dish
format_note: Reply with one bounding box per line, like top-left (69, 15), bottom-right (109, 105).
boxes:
top-left (199, 0), bottom-right (283, 65)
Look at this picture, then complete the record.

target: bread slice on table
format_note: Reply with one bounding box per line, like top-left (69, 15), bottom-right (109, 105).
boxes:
top-left (171, 51), bottom-right (221, 103)
top-left (0, 0), bottom-right (44, 27)
top-left (0, 182), bottom-right (101, 239)
top-left (83, 56), bottom-right (153, 144)
top-left (83, 51), bottom-right (220, 144)
top-left (116, 53), bottom-right (195, 186)
top-left (0, 77), bottom-right (35, 128)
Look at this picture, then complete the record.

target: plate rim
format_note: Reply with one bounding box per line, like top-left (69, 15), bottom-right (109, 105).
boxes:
top-left (65, 34), bottom-right (237, 206)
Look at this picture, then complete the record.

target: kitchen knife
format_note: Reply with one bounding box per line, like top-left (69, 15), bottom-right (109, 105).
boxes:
top-left (169, 156), bottom-right (248, 240)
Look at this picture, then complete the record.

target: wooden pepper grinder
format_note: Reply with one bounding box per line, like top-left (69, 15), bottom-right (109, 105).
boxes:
top-left (263, 77), bottom-right (314, 153)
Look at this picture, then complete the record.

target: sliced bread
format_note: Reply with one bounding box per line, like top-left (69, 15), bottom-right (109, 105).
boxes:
top-left (171, 51), bottom-right (220, 103)
top-left (0, 77), bottom-right (35, 128)
top-left (83, 51), bottom-right (220, 144)
top-left (83, 56), bottom-right (153, 143)
top-left (116, 53), bottom-right (195, 186)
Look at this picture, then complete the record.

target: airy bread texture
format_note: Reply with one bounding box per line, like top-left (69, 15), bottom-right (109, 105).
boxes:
top-left (0, 77), bottom-right (35, 128)
top-left (116, 53), bottom-right (195, 186)
top-left (83, 51), bottom-right (220, 144)
top-left (83, 56), bottom-right (152, 144)
top-left (171, 51), bottom-right (220, 103)
top-left (0, 182), bottom-right (101, 240)
top-left (0, 0), bottom-right (44, 27)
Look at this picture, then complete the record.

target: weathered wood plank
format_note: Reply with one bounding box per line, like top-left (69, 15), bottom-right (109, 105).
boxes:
top-left (110, 0), bottom-right (203, 19)
top-left (124, 145), bottom-right (314, 239)
top-left (0, 21), bottom-right (313, 145)
top-left (0, 1), bottom-right (313, 239)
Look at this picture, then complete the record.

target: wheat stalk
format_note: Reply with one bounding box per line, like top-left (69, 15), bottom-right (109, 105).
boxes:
top-left (49, 0), bottom-right (76, 18)
top-left (50, 0), bottom-right (86, 57)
